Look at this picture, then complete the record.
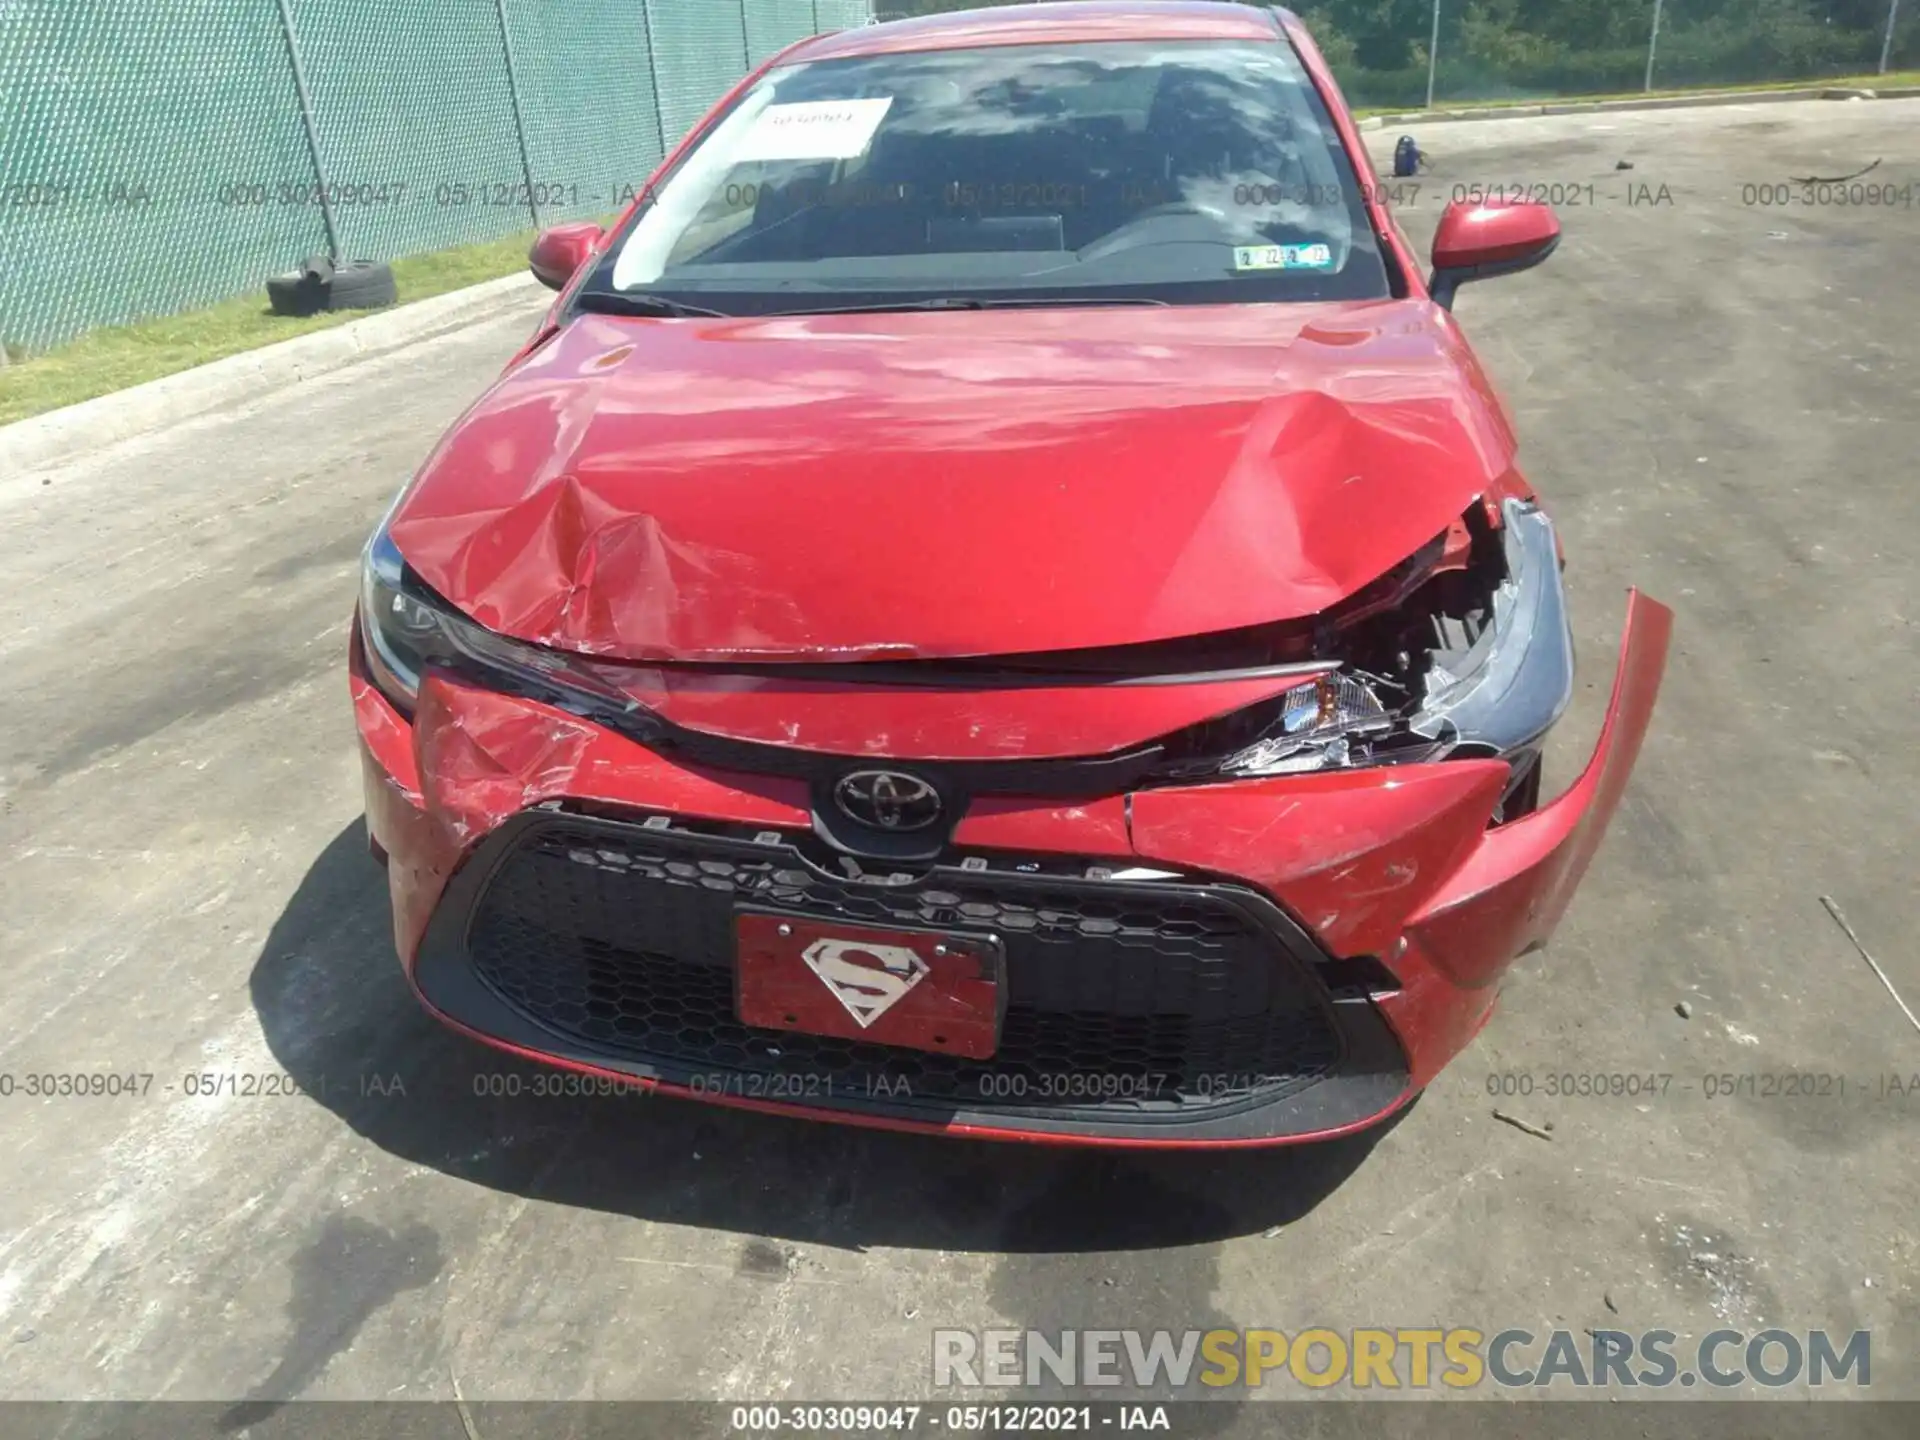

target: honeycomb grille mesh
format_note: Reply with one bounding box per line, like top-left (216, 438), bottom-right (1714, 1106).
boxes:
top-left (465, 819), bottom-right (1344, 1118)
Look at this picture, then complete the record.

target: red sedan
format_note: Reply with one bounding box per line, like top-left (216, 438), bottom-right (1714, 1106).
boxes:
top-left (352, 1), bottom-right (1669, 1146)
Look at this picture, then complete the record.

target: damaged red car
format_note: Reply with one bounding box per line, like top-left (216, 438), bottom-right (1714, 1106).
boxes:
top-left (351, 1), bottom-right (1670, 1146)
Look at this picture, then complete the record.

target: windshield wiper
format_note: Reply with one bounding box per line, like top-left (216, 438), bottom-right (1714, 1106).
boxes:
top-left (770, 295), bottom-right (1171, 317)
top-left (575, 291), bottom-right (732, 318)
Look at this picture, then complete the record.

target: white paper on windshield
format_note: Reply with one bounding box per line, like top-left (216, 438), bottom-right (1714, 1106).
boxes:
top-left (733, 98), bottom-right (893, 162)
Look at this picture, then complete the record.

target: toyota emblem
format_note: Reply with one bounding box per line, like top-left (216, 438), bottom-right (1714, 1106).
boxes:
top-left (833, 770), bottom-right (943, 832)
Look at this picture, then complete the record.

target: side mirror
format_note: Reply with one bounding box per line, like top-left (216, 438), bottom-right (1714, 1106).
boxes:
top-left (1428, 201), bottom-right (1560, 311)
top-left (528, 222), bottom-right (604, 291)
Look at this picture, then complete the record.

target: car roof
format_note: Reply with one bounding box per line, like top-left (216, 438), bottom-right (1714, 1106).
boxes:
top-left (788, 1), bottom-right (1286, 64)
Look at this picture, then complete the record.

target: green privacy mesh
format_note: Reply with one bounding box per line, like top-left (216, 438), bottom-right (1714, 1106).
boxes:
top-left (0, 0), bottom-right (869, 354)
top-left (1, 0), bottom-right (330, 353)
top-left (645, 1), bottom-right (753, 159)
top-left (816, 0), bottom-right (875, 33)
top-left (746, 0), bottom-right (819, 66)
top-left (507, 0), bottom-right (665, 225)
top-left (282, 0), bottom-right (529, 261)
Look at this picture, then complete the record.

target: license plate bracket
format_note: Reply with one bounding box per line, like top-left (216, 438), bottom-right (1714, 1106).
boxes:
top-left (735, 911), bottom-right (1003, 1060)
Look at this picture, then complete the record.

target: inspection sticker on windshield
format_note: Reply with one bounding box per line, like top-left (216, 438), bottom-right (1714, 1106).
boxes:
top-left (735, 98), bottom-right (894, 162)
top-left (1233, 243), bottom-right (1334, 271)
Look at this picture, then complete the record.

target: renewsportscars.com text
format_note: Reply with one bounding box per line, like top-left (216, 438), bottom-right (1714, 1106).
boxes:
top-left (933, 1327), bottom-right (1871, 1391)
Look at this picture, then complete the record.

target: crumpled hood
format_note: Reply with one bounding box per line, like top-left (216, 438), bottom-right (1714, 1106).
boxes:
top-left (388, 300), bottom-right (1520, 662)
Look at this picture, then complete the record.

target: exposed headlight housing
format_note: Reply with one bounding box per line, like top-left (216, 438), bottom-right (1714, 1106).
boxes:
top-left (1216, 671), bottom-right (1396, 776)
top-left (1164, 498), bottom-right (1573, 781)
top-left (1409, 498), bottom-right (1573, 757)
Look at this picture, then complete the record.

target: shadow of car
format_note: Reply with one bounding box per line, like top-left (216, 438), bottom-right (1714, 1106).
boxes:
top-left (249, 821), bottom-right (1404, 1256)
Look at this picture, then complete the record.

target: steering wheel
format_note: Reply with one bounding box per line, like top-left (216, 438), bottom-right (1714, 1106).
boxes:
top-left (1122, 200), bottom-right (1227, 224)
top-left (1077, 200), bottom-right (1231, 261)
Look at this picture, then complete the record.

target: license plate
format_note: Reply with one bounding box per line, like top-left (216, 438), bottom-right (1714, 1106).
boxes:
top-left (735, 911), bottom-right (1002, 1060)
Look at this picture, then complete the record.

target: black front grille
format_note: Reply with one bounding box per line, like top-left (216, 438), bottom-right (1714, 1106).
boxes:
top-left (462, 816), bottom-right (1346, 1120)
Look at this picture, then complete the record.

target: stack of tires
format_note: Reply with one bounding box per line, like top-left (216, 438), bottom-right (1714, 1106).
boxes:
top-left (266, 256), bottom-right (397, 317)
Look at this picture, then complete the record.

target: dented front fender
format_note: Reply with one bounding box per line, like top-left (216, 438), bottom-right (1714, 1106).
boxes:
top-left (1129, 591), bottom-right (1672, 1084)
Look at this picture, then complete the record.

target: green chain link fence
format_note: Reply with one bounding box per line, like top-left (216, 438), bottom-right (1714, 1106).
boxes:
top-left (0, 0), bottom-right (873, 356)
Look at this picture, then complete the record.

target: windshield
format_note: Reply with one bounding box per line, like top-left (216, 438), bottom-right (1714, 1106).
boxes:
top-left (577, 39), bottom-right (1392, 315)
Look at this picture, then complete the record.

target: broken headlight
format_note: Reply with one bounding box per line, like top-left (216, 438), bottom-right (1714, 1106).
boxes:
top-left (1408, 498), bottom-right (1574, 758)
top-left (1164, 499), bottom-right (1573, 780)
top-left (1216, 671), bottom-right (1400, 776)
